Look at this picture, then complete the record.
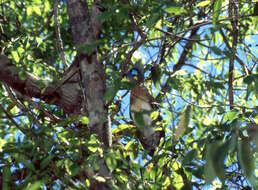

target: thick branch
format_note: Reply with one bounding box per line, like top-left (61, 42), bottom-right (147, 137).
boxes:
top-left (0, 55), bottom-right (82, 114)
top-left (66, 0), bottom-right (111, 148)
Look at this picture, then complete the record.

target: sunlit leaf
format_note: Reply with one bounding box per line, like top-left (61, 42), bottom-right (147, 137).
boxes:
top-left (44, 1), bottom-right (51, 12)
top-left (150, 111), bottom-right (159, 120)
top-left (11, 51), bottom-right (20, 63)
top-left (164, 6), bottom-right (187, 15)
top-left (196, 1), bottom-right (210, 7)
top-left (105, 154), bottom-right (117, 172)
top-left (27, 6), bottom-right (33, 16)
top-left (25, 181), bottom-right (42, 190)
top-left (33, 6), bottom-right (41, 15)
top-left (224, 110), bottom-right (239, 122)
top-left (112, 124), bottom-right (134, 134)
top-left (79, 116), bottom-right (89, 125)
top-left (94, 176), bottom-right (106, 182)
top-left (213, 0), bottom-right (222, 27)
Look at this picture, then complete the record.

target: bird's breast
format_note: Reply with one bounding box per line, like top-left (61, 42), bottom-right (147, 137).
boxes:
top-left (131, 97), bottom-right (152, 112)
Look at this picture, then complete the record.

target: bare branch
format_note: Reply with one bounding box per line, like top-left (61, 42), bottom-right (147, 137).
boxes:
top-left (54, 0), bottom-right (68, 69)
top-left (228, 0), bottom-right (239, 110)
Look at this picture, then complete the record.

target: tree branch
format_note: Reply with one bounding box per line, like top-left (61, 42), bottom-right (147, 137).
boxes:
top-left (54, 0), bottom-right (68, 69)
top-left (228, 0), bottom-right (239, 110)
top-left (0, 55), bottom-right (82, 114)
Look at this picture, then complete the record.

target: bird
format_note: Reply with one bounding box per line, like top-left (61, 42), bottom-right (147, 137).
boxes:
top-left (124, 64), bottom-right (164, 155)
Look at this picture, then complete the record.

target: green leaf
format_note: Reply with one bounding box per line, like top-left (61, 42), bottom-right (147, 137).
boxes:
top-left (151, 66), bottom-right (161, 89)
top-left (254, 2), bottom-right (258, 16)
top-left (25, 181), bottom-right (42, 190)
top-left (11, 51), bottom-right (20, 63)
top-left (125, 140), bottom-right (134, 150)
top-left (224, 110), bottom-right (239, 122)
top-left (195, 0), bottom-right (210, 7)
top-left (79, 116), bottom-right (89, 125)
top-left (146, 13), bottom-right (160, 28)
top-left (33, 6), bottom-right (41, 15)
top-left (213, 141), bottom-right (229, 181)
top-left (40, 155), bottom-right (52, 170)
top-left (88, 135), bottom-right (102, 154)
top-left (204, 140), bottom-right (230, 183)
top-left (27, 6), bottom-right (33, 16)
top-left (213, 0), bottom-right (222, 27)
top-left (120, 81), bottom-right (135, 90)
top-left (105, 154), bottom-right (117, 172)
top-left (182, 149), bottom-right (197, 165)
top-left (238, 139), bottom-right (254, 178)
top-left (18, 71), bottom-right (27, 81)
top-left (150, 111), bottom-right (159, 121)
top-left (243, 74), bottom-right (258, 85)
top-left (164, 6), bottom-right (187, 15)
top-left (211, 46), bottom-right (222, 55)
top-left (94, 176), bottom-right (106, 182)
top-left (70, 163), bottom-right (80, 176)
top-left (174, 105), bottom-right (192, 140)
top-left (44, 1), bottom-right (51, 12)
top-left (104, 87), bottom-right (117, 102)
top-left (112, 124), bottom-right (134, 134)
top-left (150, 168), bottom-right (156, 180)
top-left (204, 142), bottom-right (219, 183)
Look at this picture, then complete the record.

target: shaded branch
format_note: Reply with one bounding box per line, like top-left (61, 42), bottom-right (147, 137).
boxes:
top-left (228, 0), bottom-right (239, 110)
top-left (0, 55), bottom-right (82, 114)
top-left (173, 27), bottom-right (199, 72)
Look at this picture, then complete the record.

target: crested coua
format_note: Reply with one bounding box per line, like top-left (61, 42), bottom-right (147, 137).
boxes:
top-left (124, 66), bottom-right (164, 155)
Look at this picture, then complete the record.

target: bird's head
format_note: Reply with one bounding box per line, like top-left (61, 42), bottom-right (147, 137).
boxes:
top-left (123, 63), bottom-right (144, 84)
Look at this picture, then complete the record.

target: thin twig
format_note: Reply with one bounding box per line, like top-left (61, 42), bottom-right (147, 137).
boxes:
top-left (0, 104), bottom-right (27, 134)
top-left (4, 84), bottom-right (42, 127)
top-left (54, 0), bottom-right (68, 69)
top-left (184, 63), bottom-right (226, 81)
top-left (228, 0), bottom-right (239, 110)
top-left (169, 92), bottom-right (257, 110)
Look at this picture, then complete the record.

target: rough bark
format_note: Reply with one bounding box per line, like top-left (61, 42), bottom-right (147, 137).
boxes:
top-left (66, 0), bottom-right (112, 189)
top-left (66, 0), bottom-right (111, 148)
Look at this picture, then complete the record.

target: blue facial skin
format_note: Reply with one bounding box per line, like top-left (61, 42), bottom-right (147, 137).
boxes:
top-left (129, 68), bottom-right (139, 77)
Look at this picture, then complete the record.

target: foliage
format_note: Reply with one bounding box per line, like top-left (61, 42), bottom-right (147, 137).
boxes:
top-left (0, 0), bottom-right (257, 189)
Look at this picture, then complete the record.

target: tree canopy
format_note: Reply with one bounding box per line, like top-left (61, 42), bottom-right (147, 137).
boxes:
top-left (0, 0), bottom-right (257, 189)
